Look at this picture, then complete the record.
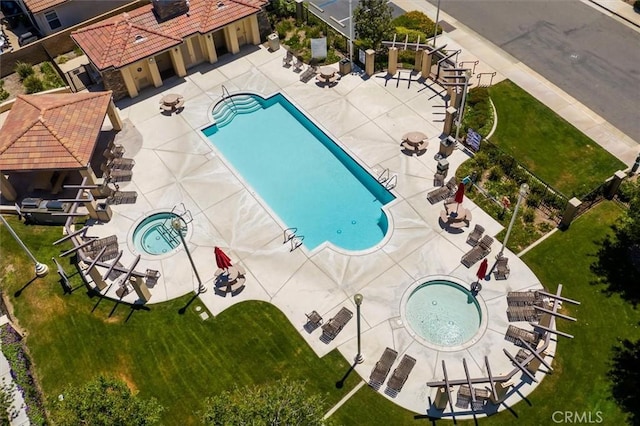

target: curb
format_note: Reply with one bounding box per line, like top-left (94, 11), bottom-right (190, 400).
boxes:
top-left (587, 0), bottom-right (640, 28)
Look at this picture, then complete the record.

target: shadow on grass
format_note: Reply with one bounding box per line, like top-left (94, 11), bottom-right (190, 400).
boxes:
top-left (13, 276), bottom-right (39, 298)
top-left (178, 292), bottom-right (199, 315)
top-left (608, 338), bottom-right (640, 425)
top-left (590, 233), bottom-right (640, 307)
top-left (335, 362), bottom-right (356, 389)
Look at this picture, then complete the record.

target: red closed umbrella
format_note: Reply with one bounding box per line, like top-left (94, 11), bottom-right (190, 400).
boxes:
top-left (454, 183), bottom-right (465, 204)
top-left (476, 258), bottom-right (488, 281)
top-left (214, 246), bottom-right (232, 270)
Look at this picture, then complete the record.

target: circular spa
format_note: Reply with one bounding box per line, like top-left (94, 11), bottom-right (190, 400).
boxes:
top-left (404, 279), bottom-right (484, 351)
top-left (132, 212), bottom-right (183, 256)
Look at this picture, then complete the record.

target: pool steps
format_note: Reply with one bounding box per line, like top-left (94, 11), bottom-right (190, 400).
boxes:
top-left (212, 95), bottom-right (262, 127)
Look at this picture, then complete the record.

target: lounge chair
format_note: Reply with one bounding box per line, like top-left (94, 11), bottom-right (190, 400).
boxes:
top-left (494, 256), bottom-right (510, 280)
top-left (305, 310), bottom-right (323, 327)
top-left (506, 306), bottom-right (539, 322)
top-left (369, 347), bottom-right (398, 387)
top-left (83, 235), bottom-right (120, 261)
top-left (507, 290), bottom-right (542, 307)
top-left (386, 354), bottom-right (416, 394)
top-left (427, 177), bottom-right (457, 204)
top-left (504, 325), bottom-right (540, 347)
top-left (282, 50), bottom-right (293, 67)
top-left (455, 387), bottom-right (471, 409)
top-left (108, 157), bottom-right (135, 170)
top-left (106, 191), bottom-right (138, 205)
top-left (300, 65), bottom-right (318, 82)
top-left (466, 224), bottom-right (485, 246)
top-left (145, 269), bottom-right (160, 286)
top-left (106, 169), bottom-right (133, 183)
top-left (461, 235), bottom-right (493, 268)
top-left (321, 307), bottom-right (353, 340)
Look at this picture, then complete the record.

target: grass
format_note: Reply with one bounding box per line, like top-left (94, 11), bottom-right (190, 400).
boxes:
top-left (487, 80), bottom-right (624, 198)
top-left (0, 218), bottom-right (360, 425)
top-left (331, 201), bottom-right (640, 425)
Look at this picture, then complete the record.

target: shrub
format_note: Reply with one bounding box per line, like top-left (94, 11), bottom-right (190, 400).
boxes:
top-left (56, 55), bottom-right (68, 64)
top-left (275, 19), bottom-right (294, 39)
top-left (392, 11), bottom-right (438, 36)
top-left (473, 151), bottom-right (490, 169)
top-left (73, 46), bottom-right (83, 56)
top-left (522, 208), bottom-right (535, 224)
top-left (0, 80), bottom-right (9, 102)
top-left (635, 0), bottom-right (640, 11)
top-left (394, 26), bottom-right (429, 44)
top-left (14, 62), bottom-right (34, 80)
top-left (526, 192), bottom-right (542, 208)
top-left (307, 26), bottom-right (321, 39)
top-left (23, 75), bottom-right (44, 94)
top-left (488, 166), bottom-right (504, 182)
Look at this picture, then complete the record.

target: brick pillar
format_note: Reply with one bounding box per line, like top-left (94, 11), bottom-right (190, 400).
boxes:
top-left (365, 49), bottom-right (375, 77)
top-left (560, 197), bottom-right (582, 229)
top-left (388, 47), bottom-right (398, 75)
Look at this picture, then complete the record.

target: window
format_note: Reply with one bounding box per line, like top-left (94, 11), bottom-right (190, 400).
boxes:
top-left (45, 10), bottom-right (61, 30)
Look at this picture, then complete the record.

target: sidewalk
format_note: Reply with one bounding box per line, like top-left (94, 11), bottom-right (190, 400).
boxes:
top-left (393, 0), bottom-right (640, 165)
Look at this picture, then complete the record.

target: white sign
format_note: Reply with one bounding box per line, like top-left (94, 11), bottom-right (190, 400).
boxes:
top-left (359, 49), bottom-right (366, 65)
top-left (466, 128), bottom-right (482, 152)
top-left (310, 38), bottom-right (327, 59)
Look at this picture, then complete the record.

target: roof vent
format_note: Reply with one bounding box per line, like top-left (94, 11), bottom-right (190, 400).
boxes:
top-left (134, 34), bottom-right (146, 43)
top-left (217, 1), bottom-right (225, 8)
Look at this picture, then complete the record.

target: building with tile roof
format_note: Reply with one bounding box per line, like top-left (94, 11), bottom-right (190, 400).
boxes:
top-left (0, 91), bottom-right (122, 202)
top-left (15, 0), bottom-right (132, 36)
top-left (71, 0), bottom-right (268, 100)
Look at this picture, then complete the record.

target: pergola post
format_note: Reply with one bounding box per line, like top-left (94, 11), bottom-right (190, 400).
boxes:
top-left (0, 174), bottom-right (17, 201)
top-left (388, 47), bottom-right (398, 75)
top-left (106, 99), bottom-right (123, 131)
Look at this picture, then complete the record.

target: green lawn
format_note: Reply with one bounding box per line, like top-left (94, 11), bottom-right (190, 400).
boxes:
top-left (0, 218), bottom-right (360, 425)
top-left (331, 201), bottom-right (639, 425)
top-left (487, 80), bottom-right (624, 198)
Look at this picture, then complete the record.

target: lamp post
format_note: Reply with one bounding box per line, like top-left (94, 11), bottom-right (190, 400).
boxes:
top-left (0, 214), bottom-right (48, 277)
top-left (171, 218), bottom-right (206, 294)
top-left (454, 71), bottom-right (471, 143)
top-left (432, 0), bottom-right (441, 46)
top-left (498, 183), bottom-right (529, 259)
top-left (354, 293), bottom-right (364, 364)
top-left (349, 0), bottom-right (353, 64)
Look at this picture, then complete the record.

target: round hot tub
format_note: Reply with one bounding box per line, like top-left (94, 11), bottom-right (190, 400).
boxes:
top-left (131, 212), bottom-right (183, 256)
top-left (404, 279), bottom-right (484, 351)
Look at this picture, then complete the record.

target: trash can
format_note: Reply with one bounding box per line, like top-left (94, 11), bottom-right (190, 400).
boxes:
top-left (339, 58), bottom-right (351, 75)
top-left (267, 33), bottom-right (280, 51)
top-left (438, 136), bottom-right (457, 158)
top-left (436, 159), bottom-right (450, 176)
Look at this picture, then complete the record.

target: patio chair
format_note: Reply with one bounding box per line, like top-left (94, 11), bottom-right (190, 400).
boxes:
top-left (494, 256), bottom-right (510, 280)
top-left (108, 157), bottom-right (135, 170)
top-left (433, 172), bottom-right (445, 187)
top-left (321, 307), bottom-right (353, 340)
top-left (369, 347), bottom-right (398, 387)
top-left (466, 224), bottom-right (485, 246)
top-left (145, 269), bottom-right (161, 286)
top-left (293, 57), bottom-right (303, 72)
top-left (106, 169), bottom-right (133, 183)
top-left (455, 386), bottom-right (472, 409)
top-left (300, 65), bottom-right (318, 82)
top-left (282, 50), bottom-right (293, 67)
top-left (504, 325), bottom-right (540, 347)
top-left (305, 310), bottom-right (323, 327)
top-left (386, 354), bottom-right (416, 394)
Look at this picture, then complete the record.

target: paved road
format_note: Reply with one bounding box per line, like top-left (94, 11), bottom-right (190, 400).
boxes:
top-left (428, 0), bottom-right (640, 143)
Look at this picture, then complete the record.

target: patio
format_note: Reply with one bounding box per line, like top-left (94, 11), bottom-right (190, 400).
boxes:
top-left (21, 45), bottom-right (549, 417)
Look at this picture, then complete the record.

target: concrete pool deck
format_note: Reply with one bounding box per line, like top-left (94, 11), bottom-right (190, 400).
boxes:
top-left (72, 45), bottom-right (554, 418)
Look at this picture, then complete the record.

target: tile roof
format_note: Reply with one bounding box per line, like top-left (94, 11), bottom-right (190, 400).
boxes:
top-left (72, 0), bottom-right (267, 70)
top-left (0, 92), bottom-right (112, 172)
top-left (22, 0), bottom-right (67, 14)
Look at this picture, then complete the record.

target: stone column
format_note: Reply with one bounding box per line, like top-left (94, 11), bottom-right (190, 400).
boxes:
top-left (606, 170), bottom-right (626, 199)
top-left (490, 382), bottom-right (513, 404)
top-left (129, 276), bottom-right (151, 303)
top-left (224, 25), bottom-right (240, 54)
top-left (88, 267), bottom-right (107, 291)
top-left (169, 47), bottom-right (187, 77)
top-left (433, 386), bottom-right (449, 410)
top-left (106, 100), bottom-right (123, 131)
top-left (0, 174), bottom-right (17, 201)
top-left (443, 106), bottom-right (457, 135)
top-left (249, 16), bottom-right (260, 45)
top-left (147, 57), bottom-right (163, 88)
top-left (365, 49), bottom-right (375, 77)
top-left (421, 50), bottom-right (432, 78)
top-left (413, 50), bottom-right (422, 72)
top-left (120, 67), bottom-right (138, 98)
top-left (203, 33), bottom-right (218, 64)
top-left (388, 47), bottom-right (398, 75)
top-left (560, 197), bottom-right (582, 229)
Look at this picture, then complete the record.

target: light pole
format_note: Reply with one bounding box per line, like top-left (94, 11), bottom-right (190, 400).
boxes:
top-left (498, 183), bottom-right (529, 259)
top-left (454, 71), bottom-right (471, 142)
top-left (354, 293), bottom-right (364, 364)
top-left (349, 0), bottom-right (353, 64)
top-left (432, 0), bottom-right (441, 46)
top-left (171, 217), bottom-right (206, 294)
top-left (0, 214), bottom-right (48, 277)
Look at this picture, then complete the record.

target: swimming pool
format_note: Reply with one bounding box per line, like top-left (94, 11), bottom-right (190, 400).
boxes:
top-left (404, 279), bottom-right (483, 350)
top-left (202, 93), bottom-right (395, 251)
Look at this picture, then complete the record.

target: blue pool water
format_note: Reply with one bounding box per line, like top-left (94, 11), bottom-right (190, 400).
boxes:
top-left (132, 212), bottom-right (182, 255)
top-left (202, 94), bottom-right (395, 251)
top-left (405, 280), bottom-right (481, 347)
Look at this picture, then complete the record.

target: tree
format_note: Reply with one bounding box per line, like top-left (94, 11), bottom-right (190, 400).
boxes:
top-left (200, 378), bottom-right (327, 426)
top-left (353, 0), bottom-right (394, 51)
top-left (51, 375), bottom-right (164, 426)
top-left (608, 338), bottom-right (640, 424)
top-left (617, 179), bottom-right (640, 245)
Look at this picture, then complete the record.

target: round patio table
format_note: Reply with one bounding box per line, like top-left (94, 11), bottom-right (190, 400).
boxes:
top-left (319, 66), bottom-right (338, 78)
top-left (161, 93), bottom-right (182, 106)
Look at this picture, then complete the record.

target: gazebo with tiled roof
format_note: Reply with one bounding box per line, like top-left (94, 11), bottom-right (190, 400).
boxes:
top-left (0, 91), bottom-right (122, 202)
top-left (71, 0), bottom-right (268, 100)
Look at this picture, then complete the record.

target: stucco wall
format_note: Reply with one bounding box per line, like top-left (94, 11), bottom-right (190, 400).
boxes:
top-left (35, 0), bottom-right (132, 36)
